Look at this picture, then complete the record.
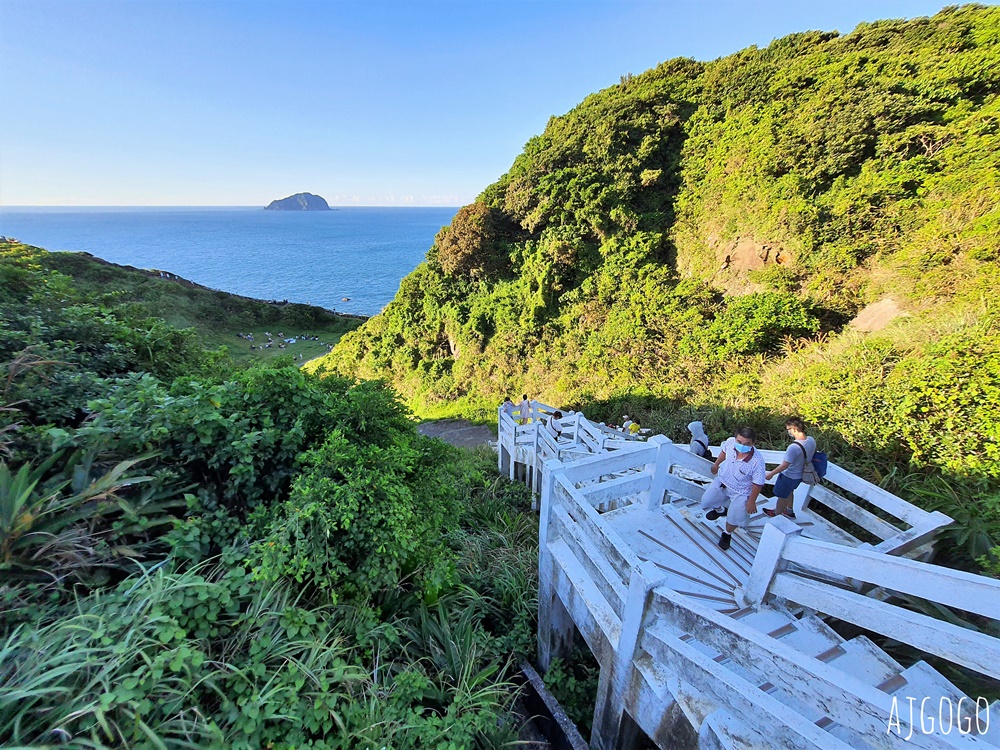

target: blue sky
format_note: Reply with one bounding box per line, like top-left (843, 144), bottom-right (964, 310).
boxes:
top-left (0, 0), bottom-right (965, 206)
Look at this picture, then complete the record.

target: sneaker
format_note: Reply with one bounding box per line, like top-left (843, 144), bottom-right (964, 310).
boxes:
top-left (705, 508), bottom-right (728, 521)
top-left (763, 508), bottom-right (796, 520)
top-left (719, 532), bottom-right (732, 551)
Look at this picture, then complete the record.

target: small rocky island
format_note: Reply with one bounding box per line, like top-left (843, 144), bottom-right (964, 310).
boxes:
top-left (265, 192), bottom-right (331, 211)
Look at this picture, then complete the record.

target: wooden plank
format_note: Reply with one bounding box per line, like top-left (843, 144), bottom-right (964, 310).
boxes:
top-left (771, 573), bottom-right (1000, 681)
top-left (660, 472), bottom-right (707, 503)
top-left (823, 464), bottom-right (930, 525)
top-left (579, 471), bottom-right (652, 506)
top-left (780, 538), bottom-right (1000, 621)
top-left (549, 539), bottom-right (621, 657)
top-left (560, 445), bottom-right (656, 484)
top-left (640, 627), bottom-right (858, 750)
top-left (872, 514), bottom-right (952, 557)
top-left (551, 505), bottom-right (627, 617)
top-left (577, 419), bottom-right (607, 452)
top-left (553, 482), bottom-right (640, 584)
top-left (602, 439), bottom-right (645, 450)
top-left (647, 591), bottom-right (978, 750)
top-left (659, 442), bottom-right (716, 477)
top-left (810, 485), bottom-right (902, 541)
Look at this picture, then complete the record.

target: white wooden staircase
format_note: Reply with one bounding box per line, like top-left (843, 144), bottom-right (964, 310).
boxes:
top-left (497, 402), bottom-right (1000, 749)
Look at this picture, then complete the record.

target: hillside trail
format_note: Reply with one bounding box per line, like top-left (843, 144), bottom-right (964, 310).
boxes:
top-left (416, 419), bottom-right (494, 448)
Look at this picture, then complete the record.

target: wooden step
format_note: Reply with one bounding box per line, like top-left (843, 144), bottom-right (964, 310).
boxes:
top-left (825, 635), bottom-right (902, 688)
top-left (736, 608), bottom-right (800, 636)
top-left (774, 614), bottom-right (844, 657)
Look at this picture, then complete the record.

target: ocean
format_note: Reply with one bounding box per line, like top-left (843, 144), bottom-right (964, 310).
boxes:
top-left (0, 206), bottom-right (459, 317)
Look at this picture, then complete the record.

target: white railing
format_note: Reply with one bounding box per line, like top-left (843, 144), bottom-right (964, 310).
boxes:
top-left (539, 454), bottom-right (994, 749)
top-left (743, 517), bottom-right (1000, 681)
top-left (640, 582), bottom-right (988, 750)
top-left (502, 406), bottom-right (953, 554)
top-left (753, 448), bottom-right (952, 554)
top-left (525, 410), bottom-right (997, 748)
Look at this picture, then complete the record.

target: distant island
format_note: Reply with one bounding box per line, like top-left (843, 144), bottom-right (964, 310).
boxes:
top-left (265, 192), bottom-right (331, 211)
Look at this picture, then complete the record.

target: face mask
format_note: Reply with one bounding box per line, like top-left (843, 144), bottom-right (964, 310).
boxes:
top-left (734, 443), bottom-right (752, 454)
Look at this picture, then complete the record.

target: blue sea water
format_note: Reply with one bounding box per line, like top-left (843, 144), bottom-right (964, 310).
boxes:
top-left (0, 206), bottom-right (458, 317)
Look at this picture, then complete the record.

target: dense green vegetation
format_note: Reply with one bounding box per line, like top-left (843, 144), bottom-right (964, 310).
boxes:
top-left (1, 242), bottom-right (539, 748)
top-left (314, 5), bottom-right (1000, 573)
top-left (44, 249), bottom-right (363, 365)
top-left (4, 7), bottom-right (1000, 745)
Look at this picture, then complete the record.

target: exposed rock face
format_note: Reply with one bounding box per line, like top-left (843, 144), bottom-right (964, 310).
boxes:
top-left (265, 193), bottom-right (331, 211)
top-left (711, 235), bottom-right (790, 273)
top-left (850, 297), bottom-right (907, 332)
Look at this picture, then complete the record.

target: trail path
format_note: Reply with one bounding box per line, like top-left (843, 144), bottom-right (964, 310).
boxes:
top-left (417, 419), bottom-right (494, 448)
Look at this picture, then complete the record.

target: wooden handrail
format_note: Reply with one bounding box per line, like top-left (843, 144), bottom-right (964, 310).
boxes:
top-left (780, 535), bottom-right (1000, 620)
top-left (648, 586), bottom-right (982, 749)
top-left (771, 573), bottom-right (1000, 681)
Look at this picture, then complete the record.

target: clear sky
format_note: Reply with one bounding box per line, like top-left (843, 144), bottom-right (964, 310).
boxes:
top-left (0, 0), bottom-right (966, 206)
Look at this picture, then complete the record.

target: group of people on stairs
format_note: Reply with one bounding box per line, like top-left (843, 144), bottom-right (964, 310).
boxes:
top-left (501, 395), bottom-right (567, 440)
top-left (689, 417), bottom-right (818, 551)
top-left (502, 395), bottom-right (643, 443)
top-left (500, 395), bottom-right (821, 552)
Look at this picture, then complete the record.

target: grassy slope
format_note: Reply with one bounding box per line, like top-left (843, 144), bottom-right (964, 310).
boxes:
top-left (43, 250), bottom-right (365, 366)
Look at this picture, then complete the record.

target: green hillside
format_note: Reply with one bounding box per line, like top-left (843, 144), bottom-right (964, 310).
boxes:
top-left (37, 248), bottom-right (364, 365)
top-left (312, 5), bottom-right (1000, 564)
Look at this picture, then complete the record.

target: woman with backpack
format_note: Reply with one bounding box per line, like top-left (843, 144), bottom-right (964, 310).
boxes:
top-left (763, 417), bottom-right (817, 520)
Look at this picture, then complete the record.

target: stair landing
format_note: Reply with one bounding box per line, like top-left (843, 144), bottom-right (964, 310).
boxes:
top-left (600, 499), bottom-right (863, 614)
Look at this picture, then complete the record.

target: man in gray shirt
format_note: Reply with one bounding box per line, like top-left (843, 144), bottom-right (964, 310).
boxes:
top-left (700, 426), bottom-right (767, 551)
top-left (764, 417), bottom-right (816, 520)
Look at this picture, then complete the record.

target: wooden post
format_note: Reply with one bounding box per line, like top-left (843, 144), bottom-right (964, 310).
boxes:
top-left (538, 461), bottom-right (575, 672)
top-left (740, 515), bottom-right (801, 606)
top-left (532, 422), bottom-right (540, 492)
top-left (591, 560), bottom-right (668, 749)
top-left (645, 435), bottom-right (672, 511)
top-left (497, 406), bottom-right (504, 474)
top-left (792, 480), bottom-right (814, 513)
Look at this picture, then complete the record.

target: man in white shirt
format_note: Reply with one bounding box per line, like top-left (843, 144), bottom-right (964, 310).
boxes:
top-left (700, 426), bottom-right (767, 551)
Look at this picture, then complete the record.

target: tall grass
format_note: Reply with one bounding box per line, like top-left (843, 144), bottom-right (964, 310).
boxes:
top-left (0, 564), bottom-right (366, 749)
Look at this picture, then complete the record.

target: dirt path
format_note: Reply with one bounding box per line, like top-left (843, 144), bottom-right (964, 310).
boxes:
top-left (416, 419), bottom-right (495, 449)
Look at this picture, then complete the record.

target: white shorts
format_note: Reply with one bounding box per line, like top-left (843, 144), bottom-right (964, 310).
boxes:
top-left (700, 478), bottom-right (750, 528)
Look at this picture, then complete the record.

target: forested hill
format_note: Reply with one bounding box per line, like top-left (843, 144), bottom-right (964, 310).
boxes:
top-left (312, 5), bottom-right (999, 489)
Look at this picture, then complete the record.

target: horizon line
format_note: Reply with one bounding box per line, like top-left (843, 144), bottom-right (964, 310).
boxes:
top-left (0, 204), bottom-right (463, 209)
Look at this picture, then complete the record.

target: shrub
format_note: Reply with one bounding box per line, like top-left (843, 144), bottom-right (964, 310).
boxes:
top-left (434, 202), bottom-right (516, 278)
top-left (683, 292), bottom-right (819, 360)
top-left (249, 427), bottom-right (462, 601)
top-left (887, 332), bottom-right (1000, 478)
